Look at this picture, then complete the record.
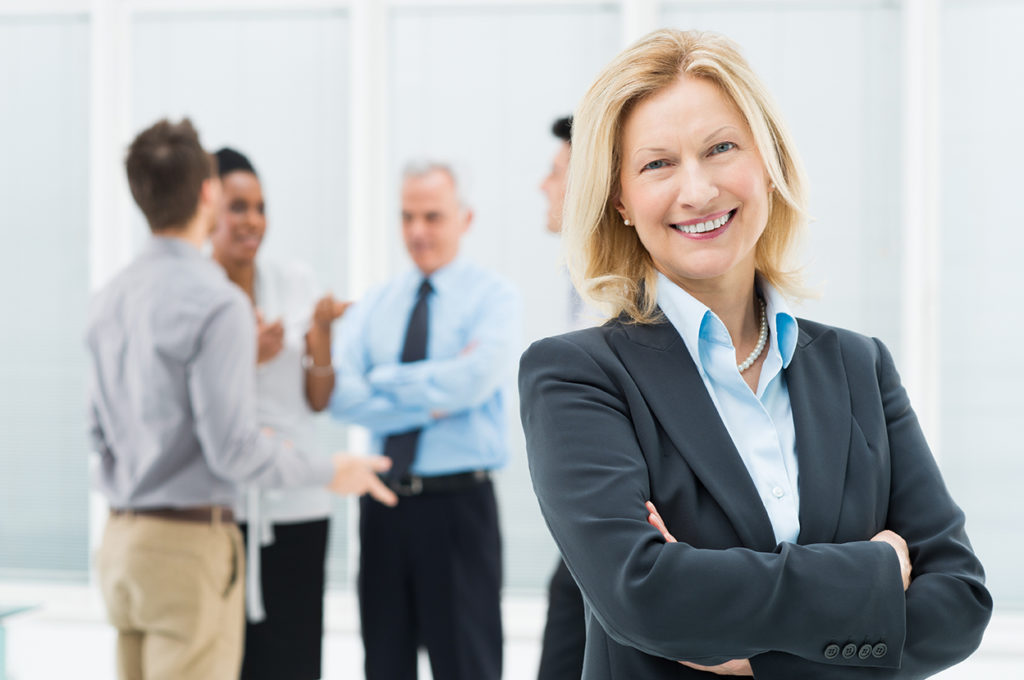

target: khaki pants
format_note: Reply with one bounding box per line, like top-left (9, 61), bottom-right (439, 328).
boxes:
top-left (96, 513), bottom-right (245, 680)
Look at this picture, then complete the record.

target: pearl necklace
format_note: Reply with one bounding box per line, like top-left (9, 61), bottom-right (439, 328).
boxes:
top-left (737, 297), bottom-right (768, 373)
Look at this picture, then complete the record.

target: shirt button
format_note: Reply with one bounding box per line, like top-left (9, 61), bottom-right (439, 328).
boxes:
top-left (771, 486), bottom-right (785, 499)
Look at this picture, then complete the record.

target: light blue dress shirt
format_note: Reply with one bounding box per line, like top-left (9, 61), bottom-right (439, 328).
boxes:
top-left (330, 257), bottom-right (521, 476)
top-left (656, 273), bottom-right (801, 545)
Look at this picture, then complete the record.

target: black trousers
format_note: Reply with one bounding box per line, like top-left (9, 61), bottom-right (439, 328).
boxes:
top-left (238, 518), bottom-right (329, 680)
top-left (359, 479), bottom-right (503, 680)
top-left (537, 558), bottom-right (586, 680)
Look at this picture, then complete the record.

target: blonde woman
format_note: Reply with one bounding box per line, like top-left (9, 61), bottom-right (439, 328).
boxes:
top-left (519, 30), bottom-right (990, 679)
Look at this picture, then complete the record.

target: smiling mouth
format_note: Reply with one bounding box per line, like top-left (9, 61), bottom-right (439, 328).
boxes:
top-left (670, 209), bottom-right (736, 235)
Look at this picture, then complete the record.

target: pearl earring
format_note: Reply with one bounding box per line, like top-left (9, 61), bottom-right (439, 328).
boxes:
top-left (623, 218), bottom-right (632, 226)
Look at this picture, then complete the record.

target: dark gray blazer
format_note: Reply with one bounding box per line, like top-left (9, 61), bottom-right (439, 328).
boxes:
top-left (519, 314), bottom-right (991, 679)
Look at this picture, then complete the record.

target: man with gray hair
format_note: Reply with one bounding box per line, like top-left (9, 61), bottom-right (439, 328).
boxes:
top-left (330, 163), bottom-right (520, 680)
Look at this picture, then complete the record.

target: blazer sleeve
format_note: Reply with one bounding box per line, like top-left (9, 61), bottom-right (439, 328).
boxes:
top-left (750, 338), bottom-right (992, 679)
top-left (520, 335), bottom-right (913, 669)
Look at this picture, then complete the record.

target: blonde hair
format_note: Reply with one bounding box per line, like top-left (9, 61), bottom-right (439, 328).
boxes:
top-left (563, 29), bottom-right (809, 324)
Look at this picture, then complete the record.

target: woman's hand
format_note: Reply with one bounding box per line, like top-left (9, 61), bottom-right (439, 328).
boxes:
top-left (645, 500), bottom-right (677, 543)
top-left (647, 501), bottom-right (752, 676)
top-left (680, 659), bottom-right (753, 676)
top-left (312, 294), bottom-right (350, 332)
top-left (255, 310), bottom-right (284, 364)
top-left (871, 529), bottom-right (912, 591)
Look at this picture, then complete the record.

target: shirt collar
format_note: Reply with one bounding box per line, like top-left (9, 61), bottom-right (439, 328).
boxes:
top-left (142, 234), bottom-right (205, 261)
top-left (763, 278), bottom-right (798, 368)
top-left (655, 272), bottom-right (799, 370)
top-left (412, 256), bottom-right (466, 296)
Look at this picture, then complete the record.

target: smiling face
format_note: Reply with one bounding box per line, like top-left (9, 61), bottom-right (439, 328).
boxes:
top-left (401, 169), bottom-right (471, 276)
top-left (616, 74), bottom-right (772, 295)
top-left (211, 170), bottom-right (265, 266)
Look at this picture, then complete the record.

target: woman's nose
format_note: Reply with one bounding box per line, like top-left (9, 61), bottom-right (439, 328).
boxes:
top-left (675, 162), bottom-right (719, 210)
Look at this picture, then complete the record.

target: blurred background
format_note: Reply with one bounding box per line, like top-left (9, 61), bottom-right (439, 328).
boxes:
top-left (1, 0), bottom-right (1022, 677)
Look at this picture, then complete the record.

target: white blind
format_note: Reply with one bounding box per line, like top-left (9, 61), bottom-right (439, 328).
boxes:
top-left (0, 15), bottom-right (92, 582)
top-left (938, 0), bottom-right (1024, 609)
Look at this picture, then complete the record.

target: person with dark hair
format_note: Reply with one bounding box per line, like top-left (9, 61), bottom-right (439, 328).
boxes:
top-left (540, 116), bottom-right (572, 235)
top-left (536, 114), bottom-right (587, 680)
top-left (209, 147), bottom-right (346, 680)
top-left (87, 119), bottom-right (397, 680)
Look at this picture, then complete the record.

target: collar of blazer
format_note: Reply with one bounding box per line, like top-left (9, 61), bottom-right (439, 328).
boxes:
top-left (609, 312), bottom-right (852, 551)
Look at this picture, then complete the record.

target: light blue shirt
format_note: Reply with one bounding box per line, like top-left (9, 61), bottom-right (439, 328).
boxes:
top-left (656, 273), bottom-right (801, 545)
top-left (330, 257), bottom-right (521, 476)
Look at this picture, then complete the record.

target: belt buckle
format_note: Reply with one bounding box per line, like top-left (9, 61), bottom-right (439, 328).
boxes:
top-left (394, 476), bottom-right (423, 496)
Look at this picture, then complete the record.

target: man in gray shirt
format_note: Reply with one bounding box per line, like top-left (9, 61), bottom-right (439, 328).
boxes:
top-left (86, 118), bottom-right (396, 680)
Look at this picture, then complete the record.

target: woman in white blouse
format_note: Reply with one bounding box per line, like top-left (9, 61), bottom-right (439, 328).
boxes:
top-left (211, 147), bottom-right (347, 680)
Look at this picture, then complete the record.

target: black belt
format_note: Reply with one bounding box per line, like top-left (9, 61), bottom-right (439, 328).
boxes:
top-left (388, 470), bottom-right (490, 497)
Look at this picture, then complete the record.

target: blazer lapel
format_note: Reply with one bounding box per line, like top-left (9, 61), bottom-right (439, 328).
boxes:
top-left (786, 324), bottom-right (851, 545)
top-left (612, 318), bottom-right (777, 552)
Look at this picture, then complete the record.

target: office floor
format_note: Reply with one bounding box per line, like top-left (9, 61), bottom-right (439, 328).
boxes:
top-left (3, 591), bottom-right (1021, 679)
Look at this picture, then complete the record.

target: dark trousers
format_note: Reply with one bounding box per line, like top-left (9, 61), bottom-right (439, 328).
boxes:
top-left (359, 479), bottom-right (503, 680)
top-left (537, 558), bottom-right (586, 680)
top-left (238, 518), bottom-right (329, 680)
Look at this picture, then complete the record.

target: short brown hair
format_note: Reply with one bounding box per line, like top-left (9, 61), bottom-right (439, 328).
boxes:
top-left (565, 29), bottom-right (809, 323)
top-left (125, 118), bottom-right (214, 231)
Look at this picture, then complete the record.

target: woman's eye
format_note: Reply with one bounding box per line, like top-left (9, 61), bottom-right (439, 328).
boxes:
top-left (710, 142), bottom-right (735, 155)
top-left (642, 159), bottom-right (669, 171)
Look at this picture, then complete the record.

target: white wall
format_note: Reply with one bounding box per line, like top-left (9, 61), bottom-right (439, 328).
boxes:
top-left (938, 0), bottom-right (1024, 610)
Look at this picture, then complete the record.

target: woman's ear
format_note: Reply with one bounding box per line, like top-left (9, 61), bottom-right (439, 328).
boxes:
top-left (614, 198), bottom-right (632, 227)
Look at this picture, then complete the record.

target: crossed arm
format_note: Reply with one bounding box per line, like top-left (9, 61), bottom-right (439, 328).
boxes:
top-left (331, 283), bottom-right (520, 435)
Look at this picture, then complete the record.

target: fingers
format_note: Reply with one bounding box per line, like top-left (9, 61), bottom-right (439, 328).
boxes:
top-left (312, 295), bottom-right (350, 329)
top-left (871, 529), bottom-right (912, 591)
top-left (366, 455), bottom-right (393, 474)
top-left (332, 300), bottom-right (352, 319)
top-left (258, 317), bottom-right (284, 335)
top-left (328, 454), bottom-right (399, 507)
top-left (645, 500), bottom-right (677, 543)
top-left (680, 659), bottom-right (753, 676)
top-left (365, 474), bottom-right (398, 507)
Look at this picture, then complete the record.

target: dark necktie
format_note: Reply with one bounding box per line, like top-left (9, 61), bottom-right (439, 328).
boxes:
top-left (382, 279), bottom-right (432, 480)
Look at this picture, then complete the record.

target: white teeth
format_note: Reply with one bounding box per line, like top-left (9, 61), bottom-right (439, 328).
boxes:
top-left (674, 212), bottom-right (731, 234)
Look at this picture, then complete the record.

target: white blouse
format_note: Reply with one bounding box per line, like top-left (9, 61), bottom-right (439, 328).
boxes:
top-left (236, 258), bottom-right (334, 621)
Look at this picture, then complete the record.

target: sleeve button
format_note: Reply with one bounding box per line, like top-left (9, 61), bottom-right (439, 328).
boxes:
top-left (824, 643), bottom-right (841, 659)
top-left (872, 642), bottom-right (888, 658)
top-left (858, 643), bottom-right (873, 659)
top-left (841, 643), bottom-right (857, 659)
